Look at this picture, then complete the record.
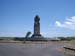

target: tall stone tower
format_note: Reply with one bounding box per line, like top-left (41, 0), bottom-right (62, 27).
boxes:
top-left (32, 15), bottom-right (41, 38)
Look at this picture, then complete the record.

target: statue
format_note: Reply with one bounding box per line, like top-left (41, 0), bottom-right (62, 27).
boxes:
top-left (31, 15), bottom-right (42, 40)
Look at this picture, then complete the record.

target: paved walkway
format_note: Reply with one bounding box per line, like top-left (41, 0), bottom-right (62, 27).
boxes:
top-left (0, 42), bottom-right (64, 56)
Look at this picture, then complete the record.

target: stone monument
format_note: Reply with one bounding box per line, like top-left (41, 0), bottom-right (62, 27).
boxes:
top-left (31, 15), bottom-right (42, 39)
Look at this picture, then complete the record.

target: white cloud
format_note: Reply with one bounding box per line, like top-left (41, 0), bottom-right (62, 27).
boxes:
top-left (55, 16), bottom-right (75, 30)
top-left (55, 21), bottom-right (61, 26)
top-left (64, 21), bottom-right (72, 25)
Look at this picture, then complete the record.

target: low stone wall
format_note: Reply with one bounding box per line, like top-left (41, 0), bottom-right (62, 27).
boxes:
top-left (63, 46), bottom-right (75, 55)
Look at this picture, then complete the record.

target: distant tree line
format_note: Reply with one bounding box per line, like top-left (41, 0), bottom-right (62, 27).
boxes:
top-left (58, 36), bottom-right (75, 41)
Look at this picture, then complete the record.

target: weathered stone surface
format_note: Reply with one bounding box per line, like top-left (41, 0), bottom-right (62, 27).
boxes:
top-left (31, 15), bottom-right (42, 39)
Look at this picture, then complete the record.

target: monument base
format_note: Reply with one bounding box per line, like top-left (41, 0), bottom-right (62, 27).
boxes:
top-left (31, 34), bottom-right (45, 41)
top-left (31, 34), bottom-right (41, 38)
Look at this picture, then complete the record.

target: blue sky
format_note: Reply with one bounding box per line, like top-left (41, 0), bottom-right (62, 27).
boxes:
top-left (0, 0), bottom-right (75, 37)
